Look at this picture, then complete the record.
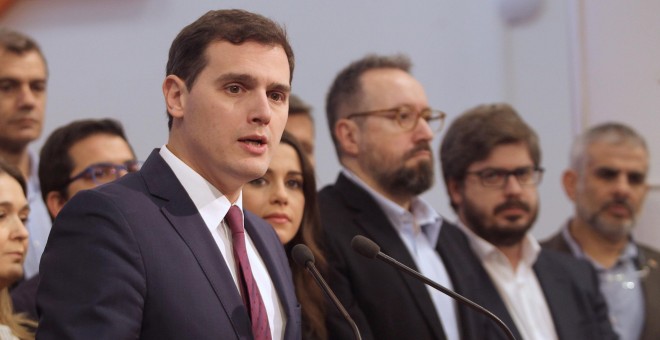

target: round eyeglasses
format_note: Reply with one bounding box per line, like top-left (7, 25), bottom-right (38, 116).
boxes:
top-left (465, 166), bottom-right (544, 189)
top-left (67, 160), bottom-right (142, 186)
top-left (346, 105), bottom-right (446, 133)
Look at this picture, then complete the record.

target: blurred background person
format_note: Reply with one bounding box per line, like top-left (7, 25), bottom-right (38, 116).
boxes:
top-left (243, 131), bottom-right (327, 340)
top-left (10, 118), bottom-right (138, 321)
top-left (285, 94), bottom-right (315, 167)
top-left (0, 159), bottom-right (36, 339)
top-left (543, 122), bottom-right (660, 340)
top-left (440, 103), bottom-right (616, 339)
top-left (0, 29), bottom-right (49, 281)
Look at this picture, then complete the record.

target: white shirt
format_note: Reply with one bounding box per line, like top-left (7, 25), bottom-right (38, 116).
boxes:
top-left (24, 150), bottom-right (51, 279)
top-left (160, 146), bottom-right (285, 339)
top-left (457, 222), bottom-right (558, 340)
top-left (342, 169), bottom-right (460, 340)
top-left (0, 325), bottom-right (18, 340)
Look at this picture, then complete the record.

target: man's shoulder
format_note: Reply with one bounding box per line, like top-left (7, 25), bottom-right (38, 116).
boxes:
top-left (537, 247), bottom-right (594, 278)
top-left (540, 230), bottom-right (571, 253)
top-left (638, 243), bottom-right (660, 260)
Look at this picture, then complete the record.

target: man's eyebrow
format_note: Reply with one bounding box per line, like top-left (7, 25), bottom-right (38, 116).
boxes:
top-left (216, 73), bottom-right (257, 87)
top-left (269, 82), bottom-right (291, 94)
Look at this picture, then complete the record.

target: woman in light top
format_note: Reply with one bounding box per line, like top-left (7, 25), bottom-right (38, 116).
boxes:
top-left (0, 159), bottom-right (35, 340)
top-left (243, 131), bottom-right (327, 340)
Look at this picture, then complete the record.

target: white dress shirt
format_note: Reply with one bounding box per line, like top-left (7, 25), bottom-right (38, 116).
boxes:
top-left (342, 169), bottom-right (460, 340)
top-left (23, 150), bottom-right (51, 279)
top-left (457, 222), bottom-right (558, 340)
top-left (160, 146), bottom-right (285, 339)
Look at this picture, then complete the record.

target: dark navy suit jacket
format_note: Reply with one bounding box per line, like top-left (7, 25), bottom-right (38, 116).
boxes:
top-left (36, 150), bottom-right (301, 340)
top-left (319, 174), bottom-right (497, 340)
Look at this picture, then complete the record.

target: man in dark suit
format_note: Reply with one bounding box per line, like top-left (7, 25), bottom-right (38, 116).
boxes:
top-left (319, 54), bottom-right (471, 340)
top-left (11, 118), bottom-right (138, 321)
top-left (36, 10), bottom-right (300, 340)
top-left (439, 103), bottom-right (617, 339)
top-left (542, 122), bottom-right (660, 340)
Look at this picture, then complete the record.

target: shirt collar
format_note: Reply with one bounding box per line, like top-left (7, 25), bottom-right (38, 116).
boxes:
top-left (160, 145), bottom-right (241, 227)
top-left (560, 219), bottom-right (639, 270)
top-left (341, 168), bottom-right (441, 243)
top-left (456, 219), bottom-right (541, 267)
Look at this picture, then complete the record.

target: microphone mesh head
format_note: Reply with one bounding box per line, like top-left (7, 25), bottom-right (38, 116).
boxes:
top-left (292, 244), bottom-right (315, 267)
top-left (351, 235), bottom-right (380, 259)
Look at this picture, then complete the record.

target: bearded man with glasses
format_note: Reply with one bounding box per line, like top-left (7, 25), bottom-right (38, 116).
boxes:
top-left (439, 103), bottom-right (617, 340)
top-left (10, 118), bottom-right (137, 321)
top-left (319, 54), bottom-right (484, 340)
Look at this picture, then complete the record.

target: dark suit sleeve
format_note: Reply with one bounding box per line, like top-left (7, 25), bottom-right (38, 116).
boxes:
top-left (36, 190), bottom-right (146, 340)
top-left (323, 227), bottom-right (375, 340)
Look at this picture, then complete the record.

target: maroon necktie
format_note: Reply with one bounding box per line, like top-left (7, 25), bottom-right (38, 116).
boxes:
top-left (225, 205), bottom-right (272, 340)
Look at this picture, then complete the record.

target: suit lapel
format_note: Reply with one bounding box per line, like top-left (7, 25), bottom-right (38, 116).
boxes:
top-left (335, 174), bottom-right (446, 339)
top-left (534, 251), bottom-right (576, 339)
top-left (437, 223), bottom-right (522, 340)
top-left (141, 150), bottom-right (250, 336)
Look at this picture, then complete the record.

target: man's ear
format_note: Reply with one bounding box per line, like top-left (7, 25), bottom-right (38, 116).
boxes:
top-left (45, 191), bottom-right (67, 219)
top-left (447, 178), bottom-right (463, 208)
top-left (335, 118), bottom-right (360, 156)
top-left (562, 170), bottom-right (578, 202)
top-left (162, 75), bottom-right (187, 119)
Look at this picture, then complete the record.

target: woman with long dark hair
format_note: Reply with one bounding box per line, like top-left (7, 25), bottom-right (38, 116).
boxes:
top-left (244, 131), bottom-right (327, 339)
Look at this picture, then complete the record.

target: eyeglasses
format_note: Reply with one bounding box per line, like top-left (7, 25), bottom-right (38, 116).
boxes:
top-left (465, 166), bottom-right (544, 188)
top-left (67, 160), bottom-right (141, 186)
top-left (346, 105), bottom-right (447, 133)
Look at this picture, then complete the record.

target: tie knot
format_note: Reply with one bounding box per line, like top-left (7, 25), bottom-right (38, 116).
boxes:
top-left (225, 205), bottom-right (244, 235)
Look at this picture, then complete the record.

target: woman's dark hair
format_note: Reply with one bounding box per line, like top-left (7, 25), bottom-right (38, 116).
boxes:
top-left (279, 131), bottom-right (327, 340)
top-left (0, 159), bottom-right (26, 197)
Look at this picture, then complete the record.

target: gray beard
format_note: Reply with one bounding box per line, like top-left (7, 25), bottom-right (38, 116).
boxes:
top-left (374, 159), bottom-right (434, 197)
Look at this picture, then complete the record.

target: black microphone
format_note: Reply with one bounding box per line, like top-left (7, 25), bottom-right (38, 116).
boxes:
top-left (351, 235), bottom-right (516, 340)
top-left (291, 244), bottom-right (362, 340)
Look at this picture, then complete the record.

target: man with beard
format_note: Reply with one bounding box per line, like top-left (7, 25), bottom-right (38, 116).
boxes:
top-left (440, 103), bottom-right (617, 340)
top-left (0, 29), bottom-right (50, 281)
top-left (319, 54), bottom-right (473, 340)
top-left (542, 122), bottom-right (660, 340)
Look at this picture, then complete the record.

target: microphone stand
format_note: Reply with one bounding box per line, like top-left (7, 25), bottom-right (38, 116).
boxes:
top-left (376, 252), bottom-right (516, 340)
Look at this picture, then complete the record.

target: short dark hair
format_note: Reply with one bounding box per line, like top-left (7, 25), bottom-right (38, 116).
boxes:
top-left (0, 28), bottom-right (48, 74)
top-left (39, 119), bottom-right (131, 203)
top-left (325, 54), bottom-right (411, 157)
top-left (440, 103), bottom-right (541, 210)
top-left (289, 94), bottom-right (313, 120)
top-left (0, 158), bottom-right (26, 198)
top-left (165, 9), bottom-right (294, 129)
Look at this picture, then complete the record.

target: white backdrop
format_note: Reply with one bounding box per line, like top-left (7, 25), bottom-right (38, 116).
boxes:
top-left (2, 0), bottom-right (621, 242)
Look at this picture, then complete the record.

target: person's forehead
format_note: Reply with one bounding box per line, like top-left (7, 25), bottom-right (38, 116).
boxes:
top-left (202, 40), bottom-right (290, 84)
top-left (470, 143), bottom-right (534, 169)
top-left (68, 134), bottom-right (133, 167)
top-left (0, 49), bottom-right (46, 76)
top-left (0, 173), bottom-right (27, 206)
top-left (586, 142), bottom-right (648, 170)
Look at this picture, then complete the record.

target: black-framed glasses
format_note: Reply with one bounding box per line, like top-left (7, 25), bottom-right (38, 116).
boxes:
top-left (465, 166), bottom-right (544, 188)
top-left (67, 160), bottom-right (141, 186)
top-left (346, 105), bottom-right (447, 133)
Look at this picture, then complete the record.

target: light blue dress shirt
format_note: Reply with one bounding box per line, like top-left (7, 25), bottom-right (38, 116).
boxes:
top-left (561, 222), bottom-right (644, 340)
top-left (342, 169), bottom-right (460, 340)
top-left (23, 151), bottom-right (52, 279)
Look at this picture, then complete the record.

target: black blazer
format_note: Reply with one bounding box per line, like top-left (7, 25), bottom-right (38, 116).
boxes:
top-left (446, 228), bottom-right (618, 340)
top-left (36, 150), bottom-right (301, 340)
top-left (543, 231), bottom-right (660, 340)
top-left (318, 174), bottom-right (494, 340)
